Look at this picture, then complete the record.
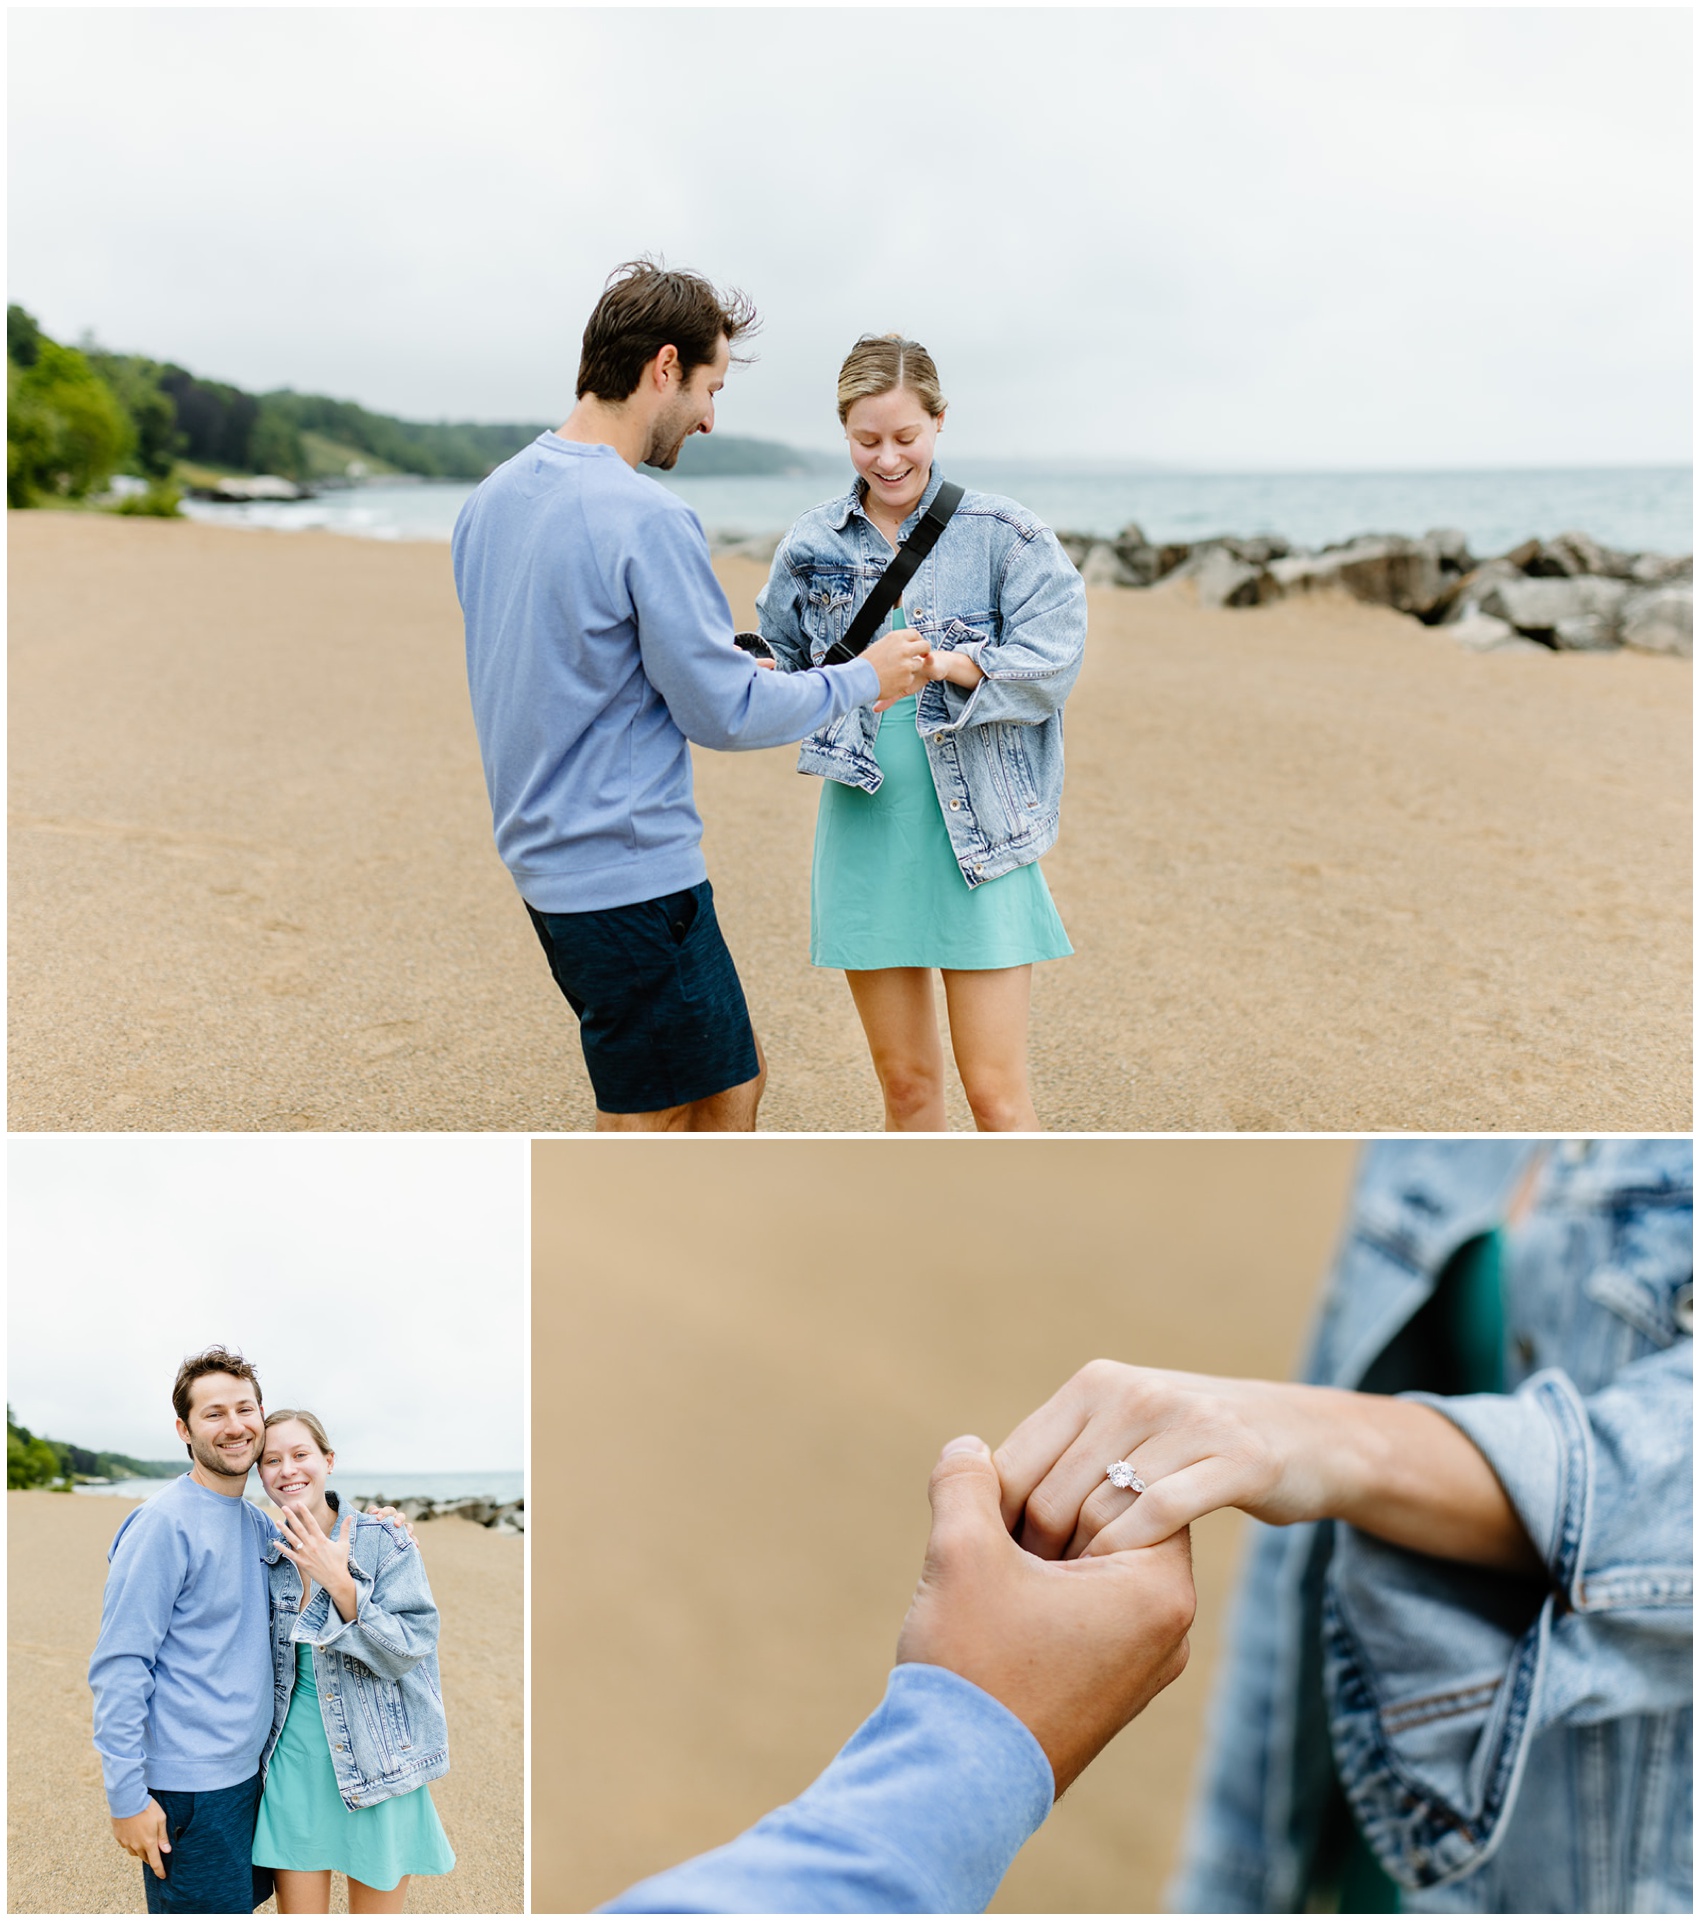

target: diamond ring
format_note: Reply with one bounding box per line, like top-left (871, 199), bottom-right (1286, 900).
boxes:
top-left (1104, 1461), bottom-right (1146, 1494)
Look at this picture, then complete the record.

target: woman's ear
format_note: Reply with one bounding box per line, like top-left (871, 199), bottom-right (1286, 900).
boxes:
top-left (935, 407), bottom-right (947, 435)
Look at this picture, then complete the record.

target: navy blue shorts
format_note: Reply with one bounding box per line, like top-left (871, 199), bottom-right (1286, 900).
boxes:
top-left (526, 880), bottom-right (761, 1114)
top-left (142, 1771), bottom-right (272, 1914)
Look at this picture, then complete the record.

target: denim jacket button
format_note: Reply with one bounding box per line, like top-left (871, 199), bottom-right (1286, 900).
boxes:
top-left (949, 799), bottom-right (961, 810)
top-left (932, 733), bottom-right (944, 744)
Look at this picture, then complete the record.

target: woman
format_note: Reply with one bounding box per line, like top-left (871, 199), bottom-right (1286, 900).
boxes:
top-left (253, 1410), bottom-right (455, 1914)
top-left (757, 334), bottom-right (1086, 1132)
top-left (995, 1139), bottom-right (1692, 1912)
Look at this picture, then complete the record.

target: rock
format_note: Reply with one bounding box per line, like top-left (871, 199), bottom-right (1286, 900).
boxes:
top-left (1266, 535), bottom-right (1447, 616)
top-left (711, 531), bottom-right (782, 565)
top-left (1079, 541), bottom-right (1139, 589)
top-left (1628, 551), bottom-right (1692, 586)
top-left (1054, 531), bottom-right (1095, 569)
top-left (1552, 613), bottom-right (1618, 652)
top-left (1527, 529), bottom-right (1634, 579)
top-left (1111, 531), bottom-right (1192, 586)
top-left (1447, 613), bottom-right (1540, 653)
top-left (1501, 537), bottom-right (1543, 571)
top-left (1436, 558), bottom-right (1524, 623)
top-left (1619, 584), bottom-right (1693, 658)
top-left (1425, 527), bottom-right (1475, 571)
top-left (1476, 574), bottom-right (1632, 643)
top-left (1191, 543), bottom-right (1266, 608)
top-left (1150, 542), bottom-right (1266, 607)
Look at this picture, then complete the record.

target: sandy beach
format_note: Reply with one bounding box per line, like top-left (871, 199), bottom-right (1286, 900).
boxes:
top-left (5, 1490), bottom-right (522, 1915)
top-left (9, 511), bottom-right (1690, 1130)
top-left (532, 1137), bottom-right (1362, 1912)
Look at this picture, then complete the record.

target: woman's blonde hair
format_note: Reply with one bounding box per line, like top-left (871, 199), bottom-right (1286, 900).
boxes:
top-left (263, 1408), bottom-right (334, 1458)
top-left (836, 333), bottom-right (946, 424)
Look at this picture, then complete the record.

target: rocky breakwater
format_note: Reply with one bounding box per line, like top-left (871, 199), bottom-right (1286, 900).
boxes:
top-left (1057, 525), bottom-right (1693, 658)
top-left (353, 1493), bottom-right (525, 1536)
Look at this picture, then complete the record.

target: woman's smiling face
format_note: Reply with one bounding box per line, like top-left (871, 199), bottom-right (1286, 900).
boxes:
top-left (845, 387), bottom-right (943, 524)
top-left (259, 1418), bottom-right (333, 1509)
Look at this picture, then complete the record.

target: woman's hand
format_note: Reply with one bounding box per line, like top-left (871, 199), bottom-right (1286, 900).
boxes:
top-left (926, 648), bottom-right (985, 689)
top-left (994, 1359), bottom-right (1543, 1576)
top-left (995, 1361), bottom-right (1335, 1560)
top-left (276, 1503), bottom-right (362, 1622)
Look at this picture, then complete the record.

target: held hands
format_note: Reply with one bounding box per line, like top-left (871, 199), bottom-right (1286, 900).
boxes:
top-left (275, 1502), bottom-right (361, 1622)
top-left (993, 1359), bottom-right (1543, 1577)
top-left (995, 1361), bottom-right (1336, 1562)
top-left (925, 648), bottom-right (985, 690)
top-left (862, 626), bottom-right (932, 712)
top-left (897, 1437), bottom-right (1195, 1796)
top-left (111, 1798), bottom-right (170, 1876)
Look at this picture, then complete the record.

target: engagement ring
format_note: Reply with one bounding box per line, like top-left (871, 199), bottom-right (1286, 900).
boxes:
top-left (1105, 1461), bottom-right (1146, 1494)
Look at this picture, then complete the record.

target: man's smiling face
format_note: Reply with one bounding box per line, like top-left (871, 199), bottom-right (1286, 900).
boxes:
top-left (176, 1371), bottom-right (265, 1483)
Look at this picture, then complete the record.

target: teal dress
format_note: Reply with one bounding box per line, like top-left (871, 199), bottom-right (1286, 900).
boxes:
top-left (253, 1641), bottom-right (455, 1891)
top-left (810, 695), bottom-right (1073, 970)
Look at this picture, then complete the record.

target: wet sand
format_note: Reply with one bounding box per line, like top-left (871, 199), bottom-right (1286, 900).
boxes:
top-left (531, 1137), bottom-right (1362, 1912)
top-left (5, 1490), bottom-right (521, 1914)
top-left (8, 512), bottom-right (1689, 1130)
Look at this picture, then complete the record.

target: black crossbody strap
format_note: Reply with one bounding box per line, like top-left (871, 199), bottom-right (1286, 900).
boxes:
top-left (821, 481), bottom-right (965, 666)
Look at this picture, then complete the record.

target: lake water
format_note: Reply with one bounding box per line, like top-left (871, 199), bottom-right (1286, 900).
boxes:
top-left (179, 462), bottom-right (1694, 558)
top-left (74, 1468), bottom-right (523, 1505)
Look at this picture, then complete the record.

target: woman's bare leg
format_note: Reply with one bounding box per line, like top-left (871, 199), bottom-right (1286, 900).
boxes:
top-left (941, 966), bottom-right (1040, 1131)
top-left (273, 1868), bottom-right (333, 1913)
top-left (845, 969), bottom-right (949, 1130)
top-left (348, 1872), bottom-right (410, 1913)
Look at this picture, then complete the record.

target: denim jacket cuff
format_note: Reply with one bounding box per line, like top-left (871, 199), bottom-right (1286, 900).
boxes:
top-left (298, 1561), bottom-right (376, 1647)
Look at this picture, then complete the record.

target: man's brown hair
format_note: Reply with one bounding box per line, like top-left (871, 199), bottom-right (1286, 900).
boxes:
top-left (172, 1345), bottom-right (263, 1456)
top-left (576, 257), bottom-right (759, 403)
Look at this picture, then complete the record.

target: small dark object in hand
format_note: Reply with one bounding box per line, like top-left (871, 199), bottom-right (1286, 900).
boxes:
top-left (733, 631), bottom-right (774, 660)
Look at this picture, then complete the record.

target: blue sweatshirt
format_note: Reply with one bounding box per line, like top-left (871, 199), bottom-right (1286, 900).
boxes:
top-left (601, 1664), bottom-right (1055, 1913)
top-left (454, 434), bottom-right (881, 913)
top-left (88, 1475), bottom-right (276, 1818)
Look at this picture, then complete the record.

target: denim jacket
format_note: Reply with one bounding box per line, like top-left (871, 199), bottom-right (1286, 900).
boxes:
top-left (1171, 1140), bottom-right (1693, 1913)
top-left (260, 1498), bottom-right (450, 1810)
top-left (755, 467), bottom-right (1086, 888)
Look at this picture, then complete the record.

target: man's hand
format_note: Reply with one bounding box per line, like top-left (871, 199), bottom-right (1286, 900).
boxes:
top-left (112, 1798), bottom-right (171, 1876)
top-left (896, 1436), bottom-right (1195, 1796)
top-left (861, 626), bottom-right (932, 712)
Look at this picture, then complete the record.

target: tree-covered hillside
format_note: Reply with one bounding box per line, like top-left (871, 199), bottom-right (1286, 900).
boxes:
top-left (8, 304), bottom-right (836, 505)
top-left (7, 1406), bottom-right (181, 1489)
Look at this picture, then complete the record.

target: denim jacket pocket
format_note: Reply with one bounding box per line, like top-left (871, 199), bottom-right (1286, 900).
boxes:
top-left (803, 573), bottom-right (856, 653)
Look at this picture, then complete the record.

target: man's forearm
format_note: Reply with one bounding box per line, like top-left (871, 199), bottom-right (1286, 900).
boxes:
top-left (1304, 1386), bottom-right (1545, 1577)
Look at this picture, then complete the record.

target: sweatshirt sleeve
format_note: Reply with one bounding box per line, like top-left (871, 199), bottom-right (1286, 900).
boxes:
top-left (297, 1525), bottom-right (439, 1681)
top-left (1323, 1342), bottom-right (1693, 1890)
top-left (599, 1663), bottom-right (1054, 1914)
top-left (628, 505), bottom-right (878, 747)
top-left (754, 535), bottom-right (813, 674)
top-left (924, 525), bottom-right (1086, 734)
top-left (89, 1510), bottom-right (187, 1819)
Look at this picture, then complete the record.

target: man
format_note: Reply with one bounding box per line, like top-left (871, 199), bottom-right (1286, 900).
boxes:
top-left (88, 1347), bottom-right (407, 1913)
top-left (455, 258), bottom-right (931, 1132)
top-left (90, 1348), bottom-right (277, 1915)
top-left (603, 1435), bottom-right (1197, 1911)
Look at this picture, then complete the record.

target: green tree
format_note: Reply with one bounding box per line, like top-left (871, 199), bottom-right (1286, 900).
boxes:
top-left (7, 1408), bottom-right (66, 1490)
top-left (8, 338), bottom-right (133, 506)
top-left (87, 351), bottom-right (182, 479)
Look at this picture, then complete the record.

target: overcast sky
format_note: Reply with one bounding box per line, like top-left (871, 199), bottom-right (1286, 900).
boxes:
top-left (8, 6), bottom-right (1692, 468)
top-left (8, 1136), bottom-right (525, 1472)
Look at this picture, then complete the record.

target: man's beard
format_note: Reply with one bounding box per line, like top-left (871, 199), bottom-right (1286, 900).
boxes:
top-left (190, 1432), bottom-right (258, 1480)
top-left (643, 406), bottom-right (696, 471)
